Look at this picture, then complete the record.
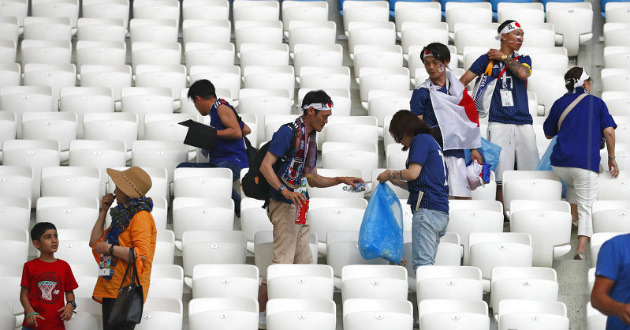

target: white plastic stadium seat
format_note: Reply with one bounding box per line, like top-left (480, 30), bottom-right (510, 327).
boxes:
top-left (343, 298), bottom-right (413, 330)
top-left (266, 298), bottom-right (336, 330)
top-left (188, 297), bottom-right (258, 330)
top-left (181, 230), bottom-right (247, 278)
top-left (546, 2), bottom-right (593, 56)
top-left (419, 299), bottom-right (490, 330)
top-left (468, 232), bottom-right (534, 292)
top-left (191, 264), bottom-right (258, 299)
top-left (341, 265), bottom-right (407, 302)
top-left (267, 264), bottom-right (334, 300)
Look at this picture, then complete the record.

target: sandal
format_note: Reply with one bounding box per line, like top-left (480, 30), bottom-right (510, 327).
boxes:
top-left (574, 252), bottom-right (585, 260)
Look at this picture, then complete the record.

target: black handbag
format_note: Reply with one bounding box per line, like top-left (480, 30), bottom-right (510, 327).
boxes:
top-left (107, 248), bottom-right (144, 327)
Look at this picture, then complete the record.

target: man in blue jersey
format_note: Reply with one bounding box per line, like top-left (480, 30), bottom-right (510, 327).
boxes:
top-left (256, 90), bottom-right (364, 329)
top-left (592, 234), bottom-right (630, 329)
top-left (178, 79), bottom-right (251, 216)
top-left (460, 20), bottom-right (539, 203)
top-left (410, 42), bottom-right (482, 200)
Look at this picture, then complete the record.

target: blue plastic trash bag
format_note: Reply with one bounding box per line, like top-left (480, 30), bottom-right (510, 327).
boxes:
top-left (537, 136), bottom-right (568, 197)
top-left (536, 136), bottom-right (556, 171)
top-left (358, 183), bottom-right (403, 264)
top-left (465, 137), bottom-right (502, 172)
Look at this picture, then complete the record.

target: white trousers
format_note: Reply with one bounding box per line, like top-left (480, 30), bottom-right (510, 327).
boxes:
top-left (488, 122), bottom-right (540, 184)
top-left (552, 166), bottom-right (599, 237)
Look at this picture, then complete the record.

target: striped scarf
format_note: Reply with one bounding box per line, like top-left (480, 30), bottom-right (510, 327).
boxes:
top-left (106, 196), bottom-right (153, 246)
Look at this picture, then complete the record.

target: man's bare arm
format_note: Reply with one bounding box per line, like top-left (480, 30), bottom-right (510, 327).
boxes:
top-left (460, 70), bottom-right (479, 87)
top-left (503, 56), bottom-right (531, 80)
top-left (592, 275), bottom-right (630, 324)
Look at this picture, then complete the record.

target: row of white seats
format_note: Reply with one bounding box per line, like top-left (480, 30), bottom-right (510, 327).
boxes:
top-left (0, 262), bottom-right (572, 330)
top-left (0, 22), bottom-right (595, 72)
top-left (0, 0), bottom-right (331, 32)
top-left (0, 17), bottom-right (343, 56)
top-left (0, 144), bottom-right (626, 200)
top-left (0, 295), bottom-right (184, 330)
top-left (5, 191), bottom-right (627, 267)
top-left (1, 161), bottom-right (628, 217)
top-left (1, 168), bottom-right (628, 265)
top-left (0, 62), bottom-right (412, 112)
top-left (184, 263), bottom-right (566, 329)
top-left (2, 61), bottom-right (627, 116)
top-left (343, 0), bottom-right (596, 57)
top-left (0, 225), bottom-right (577, 290)
top-left (185, 297), bottom-right (566, 330)
top-left (8, 101), bottom-right (608, 173)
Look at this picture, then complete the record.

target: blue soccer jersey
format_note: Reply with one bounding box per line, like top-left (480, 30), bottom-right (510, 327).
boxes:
top-left (543, 88), bottom-right (616, 173)
top-left (595, 234), bottom-right (630, 330)
top-left (469, 54), bottom-right (532, 125)
top-left (406, 134), bottom-right (449, 214)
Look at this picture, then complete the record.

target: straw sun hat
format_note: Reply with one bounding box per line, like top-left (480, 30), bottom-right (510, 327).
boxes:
top-left (106, 167), bottom-right (152, 199)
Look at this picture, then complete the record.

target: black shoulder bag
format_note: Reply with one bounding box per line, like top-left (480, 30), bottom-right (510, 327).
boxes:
top-left (107, 248), bottom-right (144, 327)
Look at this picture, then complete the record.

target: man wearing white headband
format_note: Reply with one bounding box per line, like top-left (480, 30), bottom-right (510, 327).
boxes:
top-left (257, 90), bottom-right (364, 329)
top-left (460, 19), bottom-right (539, 204)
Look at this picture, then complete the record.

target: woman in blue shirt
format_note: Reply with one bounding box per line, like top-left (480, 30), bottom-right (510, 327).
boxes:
top-left (378, 110), bottom-right (449, 271)
top-left (543, 67), bottom-right (618, 260)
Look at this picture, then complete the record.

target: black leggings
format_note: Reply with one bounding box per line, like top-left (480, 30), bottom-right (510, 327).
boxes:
top-left (102, 298), bottom-right (136, 330)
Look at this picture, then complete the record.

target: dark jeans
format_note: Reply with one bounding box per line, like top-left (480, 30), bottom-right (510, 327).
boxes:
top-left (176, 160), bottom-right (243, 216)
top-left (102, 298), bottom-right (136, 330)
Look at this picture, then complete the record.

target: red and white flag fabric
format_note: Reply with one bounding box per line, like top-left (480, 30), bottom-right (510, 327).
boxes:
top-left (420, 71), bottom-right (482, 151)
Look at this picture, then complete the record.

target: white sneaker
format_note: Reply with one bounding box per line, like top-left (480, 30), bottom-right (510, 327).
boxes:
top-left (259, 311), bottom-right (267, 330)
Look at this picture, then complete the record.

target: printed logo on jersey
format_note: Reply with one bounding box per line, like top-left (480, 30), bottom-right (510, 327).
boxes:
top-left (37, 272), bottom-right (62, 304)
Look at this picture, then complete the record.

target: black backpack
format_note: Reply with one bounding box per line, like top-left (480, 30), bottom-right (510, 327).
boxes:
top-left (241, 122), bottom-right (298, 201)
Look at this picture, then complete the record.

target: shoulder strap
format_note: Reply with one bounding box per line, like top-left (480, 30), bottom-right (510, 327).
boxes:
top-left (227, 103), bottom-right (255, 149)
top-left (281, 122), bottom-right (299, 161)
top-left (558, 93), bottom-right (588, 130)
top-left (117, 248), bottom-right (140, 290)
top-left (227, 105), bottom-right (244, 132)
top-left (484, 60), bottom-right (494, 75)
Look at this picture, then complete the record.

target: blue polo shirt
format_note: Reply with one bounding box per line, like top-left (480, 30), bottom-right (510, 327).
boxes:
top-left (410, 84), bottom-right (466, 159)
top-left (543, 88), bottom-right (616, 173)
top-left (469, 54), bottom-right (532, 125)
top-left (595, 233), bottom-right (630, 330)
top-left (406, 134), bottom-right (449, 214)
top-left (209, 99), bottom-right (248, 169)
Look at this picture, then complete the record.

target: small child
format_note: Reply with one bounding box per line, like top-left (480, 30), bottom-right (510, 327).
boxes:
top-left (20, 222), bottom-right (78, 330)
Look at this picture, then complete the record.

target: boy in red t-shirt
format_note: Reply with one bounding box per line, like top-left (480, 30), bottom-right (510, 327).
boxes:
top-left (20, 222), bottom-right (78, 330)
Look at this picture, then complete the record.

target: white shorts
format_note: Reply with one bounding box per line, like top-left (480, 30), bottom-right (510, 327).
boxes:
top-left (487, 122), bottom-right (540, 184)
top-left (445, 156), bottom-right (471, 198)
